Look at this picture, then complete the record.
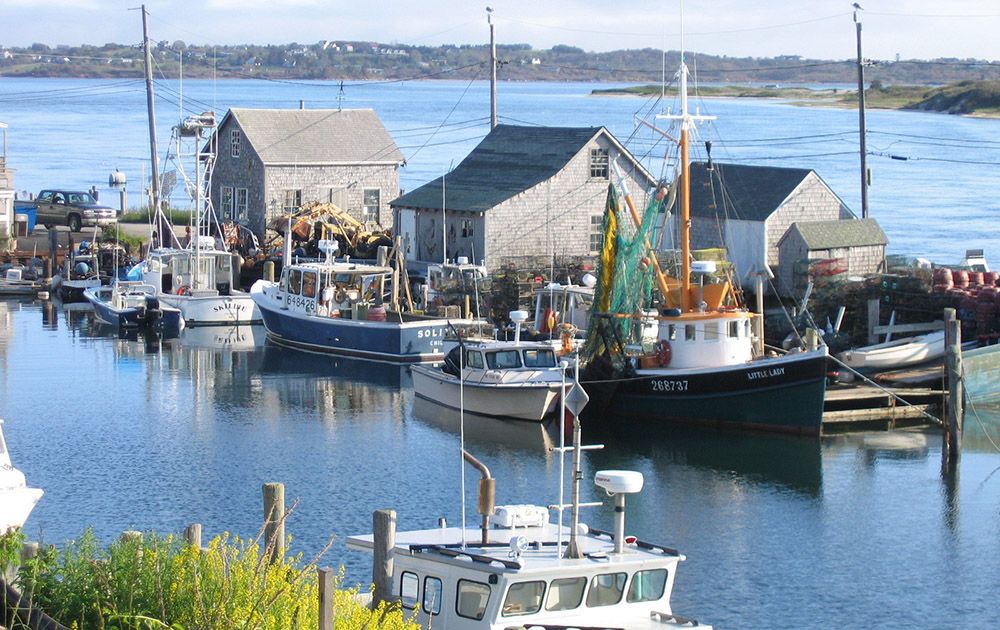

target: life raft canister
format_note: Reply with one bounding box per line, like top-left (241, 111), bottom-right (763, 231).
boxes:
top-left (656, 339), bottom-right (672, 367)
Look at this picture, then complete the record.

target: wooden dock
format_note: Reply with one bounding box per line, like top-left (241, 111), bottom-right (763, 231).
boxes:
top-left (822, 384), bottom-right (944, 432)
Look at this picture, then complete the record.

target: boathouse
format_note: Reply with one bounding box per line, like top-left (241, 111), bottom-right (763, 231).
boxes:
top-left (776, 217), bottom-right (888, 296)
top-left (677, 162), bottom-right (854, 294)
top-left (208, 108), bottom-right (405, 240)
top-left (390, 124), bottom-right (656, 272)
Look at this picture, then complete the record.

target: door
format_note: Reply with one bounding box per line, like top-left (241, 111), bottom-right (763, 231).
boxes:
top-left (397, 208), bottom-right (416, 260)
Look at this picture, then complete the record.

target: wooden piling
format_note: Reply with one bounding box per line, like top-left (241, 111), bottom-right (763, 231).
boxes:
top-left (262, 482), bottom-right (285, 563)
top-left (867, 298), bottom-right (880, 345)
top-left (318, 566), bottom-right (335, 630)
top-left (184, 523), bottom-right (202, 549)
top-left (264, 260), bottom-right (275, 282)
top-left (944, 309), bottom-right (963, 467)
top-left (805, 328), bottom-right (819, 351)
top-left (372, 509), bottom-right (396, 607)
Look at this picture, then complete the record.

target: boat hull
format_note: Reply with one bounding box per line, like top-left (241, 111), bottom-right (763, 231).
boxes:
top-left (85, 287), bottom-right (183, 336)
top-left (0, 487), bottom-right (43, 532)
top-left (587, 350), bottom-right (829, 435)
top-left (57, 278), bottom-right (102, 303)
top-left (411, 365), bottom-right (565, 421)
top-left (837, 331), bottom-right (946, 371)
top-left (158, 293), bottom-right (261, 326)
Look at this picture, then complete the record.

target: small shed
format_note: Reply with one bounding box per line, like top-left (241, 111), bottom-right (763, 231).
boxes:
top-left (777, 217), bottom-right (888, 296)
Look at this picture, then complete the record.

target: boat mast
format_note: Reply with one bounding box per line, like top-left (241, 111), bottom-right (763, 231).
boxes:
top-left (140, 4), bottom-right (165, 245)
top-left (854, 6), bottom-right (870, 218)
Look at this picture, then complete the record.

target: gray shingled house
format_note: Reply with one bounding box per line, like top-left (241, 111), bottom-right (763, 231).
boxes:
top-left (777, 218), bottom-right (888, 296)
top-left (390, 124), bottom-right (656, 272)
top-left (208, 108), bottom-right (405, 240)
top-left (676, 161), bottom-right (854, 292)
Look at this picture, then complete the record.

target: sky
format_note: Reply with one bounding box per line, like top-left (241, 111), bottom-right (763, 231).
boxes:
top-left (2, 0), bottom-right (1000, 61)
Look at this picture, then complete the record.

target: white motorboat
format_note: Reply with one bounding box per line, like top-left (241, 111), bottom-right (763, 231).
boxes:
top-left (837, 330), bottom-right (946, 372)
top-left (349, 366), bottom-right (712, 629)
top-left (411, 311), bottom-right (569, 421)
top-left (0, 419), bottom-right (43, 533)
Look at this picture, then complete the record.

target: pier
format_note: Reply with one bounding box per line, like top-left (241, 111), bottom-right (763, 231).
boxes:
top-left (822, 384), bottom-right (943, 432)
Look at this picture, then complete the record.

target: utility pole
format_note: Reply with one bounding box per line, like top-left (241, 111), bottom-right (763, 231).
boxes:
top-left (854, 6), bottom-right (869, 218)
top-left (141, 5), bottom-right (164, 239)
top-left (488, 7), bottom-right (497, 129)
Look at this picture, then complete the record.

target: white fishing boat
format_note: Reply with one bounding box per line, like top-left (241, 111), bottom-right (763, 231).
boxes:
top-left (836, 330), bottom-right (946, 371)
top-left (84, 281), bottom-right (183, 336)
top-left (0, 419), bottom-right (44, 533)
top-left (411, 311), bottom-right (568, 421)
top-left (348, 366), bottom-right (711, 629)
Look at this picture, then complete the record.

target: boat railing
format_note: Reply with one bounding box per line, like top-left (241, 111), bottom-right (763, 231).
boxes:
top-left (584, 527), bottom-right (681, 557)
top-left (408, 543), bottom-right (525, 569)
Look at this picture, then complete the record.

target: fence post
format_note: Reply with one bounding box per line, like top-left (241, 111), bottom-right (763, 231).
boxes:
top-left (184, 523), bottom-right (202, 549)
top-left (262, 482), bottom-right (285, 563)
top-left (372, 509), bottom-right (396, 607)
top-left (318, 566), bottom-right (335, 630)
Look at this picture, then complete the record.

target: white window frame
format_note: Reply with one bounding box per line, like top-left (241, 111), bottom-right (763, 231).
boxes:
top-left (283, 189), bottom-right (302, 213)
top-left (221, 186), bottom-right (234, 219)
top-left (589, 148), bottom-right (609, 179)
top-left (231, 129), bottom-right (241, 158)
top-left (235, 188), bottom-right (248, 222)
top-left (362, 188), bottom-right (380, 222)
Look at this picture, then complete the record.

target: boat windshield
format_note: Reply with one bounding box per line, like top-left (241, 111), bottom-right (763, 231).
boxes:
top-left (486, 350), bottom-right (522, 369)
top-left (522, 348), bottom-right (557, 368)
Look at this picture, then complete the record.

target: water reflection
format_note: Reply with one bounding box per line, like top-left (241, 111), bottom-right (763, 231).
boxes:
top-left (411, 396), bottom-right (558, 454)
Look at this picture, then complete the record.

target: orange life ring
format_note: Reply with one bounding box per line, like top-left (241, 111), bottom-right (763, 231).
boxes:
top-left (656, 339), bottom-right (672, 367)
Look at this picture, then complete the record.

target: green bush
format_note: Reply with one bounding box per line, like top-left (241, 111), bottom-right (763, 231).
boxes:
top-left (16, 529), bottom-right (418, 630)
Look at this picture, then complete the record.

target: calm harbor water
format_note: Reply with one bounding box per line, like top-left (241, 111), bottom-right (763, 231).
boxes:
top-left (2, 79), bottom-right (1000, 627)
top-left (1, 77), bottom-right (1000, 262)
top-left (1, 299), bottom-right (999, 628)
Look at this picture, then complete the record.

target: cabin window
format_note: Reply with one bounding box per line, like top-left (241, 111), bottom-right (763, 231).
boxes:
top-left (589, 215), bottom-right (604, 255)
top-left (728, 320), bottom-right (739, 338)
top-left (586, 572), bottom-right (626, 607)
top-left (590, 148), bottom-right (609, 179)
top-left (627, 568), bottom-right (668, 603)
top-left (363, 188), bottom-right (380, 222)
top-left (545, 576), bottom-right (586, 611)
top-left (288, 269), bottom-right (302, 295)
top-left (283, 189), bottom-right (302, 213)
top-left (456, 579), bottom-right (490, 620)
top-left (466, 350), bottom-right (484, 369)
top-left (236, 188), bottom-right (248, 222)
top-left (487, 350), bottom-right (522, 370)
top-left (221, 187), bottom-right (234, 219)
top-left (400, 571), bottom-right (419, 609)
top-left (302, 272), bottom-right (317, 298)
top-left (522, 349), bottom-right (556, 368)
top-left (502, 581), bottom-right (545, 617)
top-left (423, 576), bottom-right (442, 615)
top-left (231, 129), bottom-right (241, 158)
top-left (684, 324), bottom-right (696, 341)
top-left (667, 324), bottom-right (677, 341)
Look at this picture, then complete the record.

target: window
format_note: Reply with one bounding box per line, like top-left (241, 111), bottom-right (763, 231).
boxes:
top-left (589, 148), bottom-right (609, 179)
top-left (400, 571), bottom-right (418, 610)
top-left (363, 188), bottom-right (380, 222)
top-left (667, 324), bottom-right (677, 341)
top-left (235, 188), bottom-right (248, 222)
top-left (728, 320), bottom-right (739, 338)
top-left (589, 214), bottom-right (604, 255)
top-left (221, 187), bottom-right (234, 219)
top-left (685, 324), bottom-right (696, 341)
top-left (586, 572), bottom-right (626, 607)
top-left (423, 577), bottom-right (442, 615)
top-left (627, 569), bottom-right (668, 603)
top-left (522, 349), bottom-right (556, 368)
top-left (461, 218), bottom-right (474, 238)
top-left (486, 350), bottom-right (522, 369)
top-left (38, 191), bottom-right (53, 202)
top-left (545, 577), bottom-right (586, 611)
top-left (288, 269), bottom-right (302, 295)
top-left (283, 189), bottom-right (302, 213)
top-left (467, 350), bottom-right (484, 369)
top-left (456, 579), bottom-right (491, 620)
top-left (502, 581), bottom-right (545, 617)
top-left (231, 129), bottom-right (241, 158)
top-left (302, 272), bottom-right (317, 298)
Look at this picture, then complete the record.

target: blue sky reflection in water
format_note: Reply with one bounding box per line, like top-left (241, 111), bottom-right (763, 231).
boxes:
top-left (1, 301), bottom-right (998, 628)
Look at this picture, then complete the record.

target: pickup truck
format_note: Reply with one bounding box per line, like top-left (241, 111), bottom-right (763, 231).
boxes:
top-left (17, 189), bottom-right (117, 232)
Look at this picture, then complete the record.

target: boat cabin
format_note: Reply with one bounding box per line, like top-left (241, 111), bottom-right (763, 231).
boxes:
top-left (442, 342), bottom-right (560, 378)
top-left (650, 312), bottom-right (754, 370)
top-left (145, 238), bottom-right (239, 297)
top-left (277, 260), bottom-right (392, 319)
top-left (532, 283), bottom-right (594, 334)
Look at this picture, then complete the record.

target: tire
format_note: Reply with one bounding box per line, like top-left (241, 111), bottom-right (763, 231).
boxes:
top-left (68, 214), bottom-right (82, 232)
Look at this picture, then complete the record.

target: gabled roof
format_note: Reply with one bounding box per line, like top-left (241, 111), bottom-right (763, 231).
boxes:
top-left (392, 124), bottom-right (654, 212)
top-left (220, 108), bottom-right (404, 165)
top-left (781, 218), bottom-right (888, 250)
top-left (687, 162), bottom-right (820, 221)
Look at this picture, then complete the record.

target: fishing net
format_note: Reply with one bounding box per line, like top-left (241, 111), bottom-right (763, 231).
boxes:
top-left (581, 185), bottom-right (662, 362)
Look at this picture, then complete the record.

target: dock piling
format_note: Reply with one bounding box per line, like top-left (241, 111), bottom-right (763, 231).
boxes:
top-left (183, 523), bottom-right (202, 549)
top-left (262, 482), bottom-right (285, 563)
top-left (318, 566), bottom-right (335, 630)
top-left (944, 309), bottom-right (963, 469)
top-left (264, 261), bottom-right (275, 282)
top-left (372, 509), bottom-right (396, 607)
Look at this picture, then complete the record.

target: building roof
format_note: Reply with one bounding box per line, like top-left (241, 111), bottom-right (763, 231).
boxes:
top-left (687, 161), bottom-right (819, 221)
top-left (392, 124), bottom-right (653, 212)
top-left (783, 218), bottom-right (888, 250)
top-left (222, 108), bottom-right (404, 165)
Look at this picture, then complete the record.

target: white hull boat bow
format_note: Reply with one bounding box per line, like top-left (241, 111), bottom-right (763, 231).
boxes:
top-left (837, 330), bottom-right (946, 371)
top-left (0, 419), bottom-right (43, 532)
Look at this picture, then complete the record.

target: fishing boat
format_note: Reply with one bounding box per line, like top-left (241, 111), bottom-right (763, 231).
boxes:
top-left (54, 247), bottom-right (103, 303)
top-left (0, 419), bottom-right (44, 533)
top-left (348, 365), bottom-right (711, 630)
top-left (836, 330), bottom-right (946, 372)
top-left (84, 281), bottom-right (183, 336)
top-left (581, 53), bottom-right (828, 435)
top-left (411, 311), bottom-right (568, 421)
top-left (0, 267), bottom-right (44, 297)
top-left (251, 240), bottom-right (477, 362)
